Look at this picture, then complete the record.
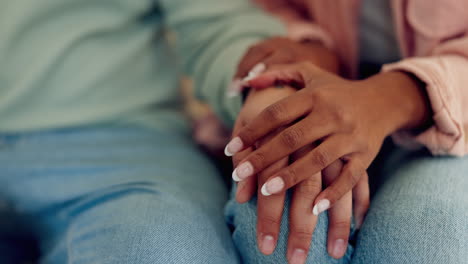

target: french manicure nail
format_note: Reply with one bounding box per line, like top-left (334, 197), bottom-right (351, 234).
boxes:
top-left (312, 199), bottom-right (330, 216)
top-left (261, 177), bottom-right (285, 196)
top-left (232, 162), bottom-right (253, 182)
top-left (242, 63), bottom-right (266, 82)
top-left (224, 137), bottom-right (243, 156)
top-left (332, 239), bottom-right (346, 259)
top-left (227, 79), bottom-right (243, 97)
top-left (251, 63), bottom-right (266, 75)
top-left (290, 248), bottom-right (307, 264)
top-left (260, 235), bottom-right (275, 255)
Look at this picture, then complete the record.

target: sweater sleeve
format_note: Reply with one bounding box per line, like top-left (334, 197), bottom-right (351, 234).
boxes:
top-left (382, 37), bottom-right (468, 156)
top-left (158, 0), bottom-right (286, 127)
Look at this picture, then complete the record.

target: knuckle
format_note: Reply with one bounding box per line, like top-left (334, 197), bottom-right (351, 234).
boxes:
top-left (290, 228), bottom-right (314, 243)
top-left (264, 104), bottom-right (286, 123)
top-left (258, 214), bottom-right (281, 227)
top-left (312, 149), bottom-right (331, 168)
top-left (280, 129), bottom-right (303, 150)
top-left (330, 219), bottom-right (350, 230)
top-left (280, 167), bottom-right (299, 186)
top-left (296, 180), bottom-right (321, 199)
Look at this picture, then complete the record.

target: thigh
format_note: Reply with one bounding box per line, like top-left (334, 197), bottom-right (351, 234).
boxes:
top-left (352, 148), bottom-right (468, 264)
top-left (225, 189), bottom-right (354, 264)
top-left (0, 125), bottom-right (239, 264)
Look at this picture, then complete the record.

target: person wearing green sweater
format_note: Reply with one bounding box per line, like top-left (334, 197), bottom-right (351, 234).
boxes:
top-left (0, 1), bottom-right (286, 263)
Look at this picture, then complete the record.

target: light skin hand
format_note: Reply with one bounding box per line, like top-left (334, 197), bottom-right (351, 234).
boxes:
top-left (227, 61), bottom-right (431, 220)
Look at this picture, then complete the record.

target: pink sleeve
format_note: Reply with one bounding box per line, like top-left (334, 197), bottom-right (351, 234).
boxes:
top-left (382, 38), bottom-right (468, 156)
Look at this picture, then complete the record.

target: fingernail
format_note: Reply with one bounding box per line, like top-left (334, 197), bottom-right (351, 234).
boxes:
top-left (260, 235), bottom-right (276, 255)
top-left (232, 162), bottom-right (253, 182)
top-left (251, 63), bottom-right (266, 75)
top-left (331, 239), bottom-right (346, 259)
top-left (289, 249), bottom-right (307, 264)
top-left (261, 177), bottom-right (285, 196)
top-left (243, 63), bottom-right (266, 82)
top-left (227, 79), bottom-right (242, 97)
top-left (312, 199), bottom-right (330, 216)
top-left (224, 137), bottom-right (243, 156)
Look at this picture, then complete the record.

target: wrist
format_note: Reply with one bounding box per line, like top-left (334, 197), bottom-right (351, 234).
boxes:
top-left (362, 71), bottom-right (432, 135)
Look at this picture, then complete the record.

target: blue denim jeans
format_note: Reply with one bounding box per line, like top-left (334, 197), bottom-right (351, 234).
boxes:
top-left (0, 124), bottom-right (239, 264)
top-left (0, 125), bottom-right (466, 263)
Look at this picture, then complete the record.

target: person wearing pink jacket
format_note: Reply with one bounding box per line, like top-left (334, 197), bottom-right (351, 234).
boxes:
top-left (224, 0), bottom-right (468, 263)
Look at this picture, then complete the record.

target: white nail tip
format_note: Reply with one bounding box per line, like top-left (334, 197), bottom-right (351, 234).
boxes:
top-left (224, 145), bottom-right (233, 157)
top-left (312, 199), bottom-right (330, 216)
top-left (312, 205), bottom-right (319, 216)
top-left (232, 168), bottom-right (241, 182)
top-left (251, 63), bottom-right (266, 74)
top-left (242, 63), bottom-right (266, 82)
top-left (261, 184), bottom-right (271, 196)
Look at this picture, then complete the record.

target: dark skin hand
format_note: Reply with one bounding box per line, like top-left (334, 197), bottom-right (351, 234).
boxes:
top-left (227, 61), bottom-right (431, 230)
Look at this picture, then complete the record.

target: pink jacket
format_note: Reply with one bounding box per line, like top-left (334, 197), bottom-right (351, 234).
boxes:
top-left (255, 0), bottom-right (468, 156)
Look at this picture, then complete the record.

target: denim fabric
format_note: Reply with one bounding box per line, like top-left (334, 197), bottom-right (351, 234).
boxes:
top-left (1, 125), bottom-right (466, 264)
top-left (226, 146), bottom-right (468, 264)
top-left (0, 124), bottom-right (239, 264)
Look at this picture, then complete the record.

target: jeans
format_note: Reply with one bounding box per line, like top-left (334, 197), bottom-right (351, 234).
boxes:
top-left (0, 124), bottom-right (239, 264)
top-left (1, 125), bottom-right (466, 264)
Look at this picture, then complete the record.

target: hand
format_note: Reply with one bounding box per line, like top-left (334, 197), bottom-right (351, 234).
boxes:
top-left (229, 37), bottom-right (339, 95)
top-left (231, 86), bottom-right (370, 262)
top-left (226, 62), bottom-right (431, 217)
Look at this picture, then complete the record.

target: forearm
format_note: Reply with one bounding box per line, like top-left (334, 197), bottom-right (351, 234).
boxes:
top-left (160, 0), bottom-right (287, 127)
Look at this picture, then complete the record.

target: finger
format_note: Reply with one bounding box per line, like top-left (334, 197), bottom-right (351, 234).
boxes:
top-left (247, 62), bottom-right (332, 90)
top-left (312, 158), bottom-right (366, 216)
top-left (256, 134), bottom-right (289, 255)
top-left (235, 43), bottom-right (274, 79)
top-left (233, 115), bottom-right (335, 182)
top-left (326, 191), bottom-right (352, 259)
top-left (259, 136), bottom-right (352, 196)
top-left (287, 145), bottom-right (321, 264)
top-left (232, 120), bottom-right (257, 203)
top-left (288, 174), bottom-right (322, 264)
top-left (352, 171), bottom-right (370, 229)
top-left (224, 90), bottom-right (312, 157)
top-left (235, 147), bottom-right (257, 203)
top-left (322, 159), bottom-right (351, 259)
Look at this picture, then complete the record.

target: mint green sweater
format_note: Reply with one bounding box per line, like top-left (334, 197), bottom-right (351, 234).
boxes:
top-left (0, 0), bottom-right (285, 132)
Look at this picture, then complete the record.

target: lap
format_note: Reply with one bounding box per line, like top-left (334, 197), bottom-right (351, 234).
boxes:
top-left (0, 124), bottom-right (238, 264)
top-left (353, 147), bottom-right (468, 264)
